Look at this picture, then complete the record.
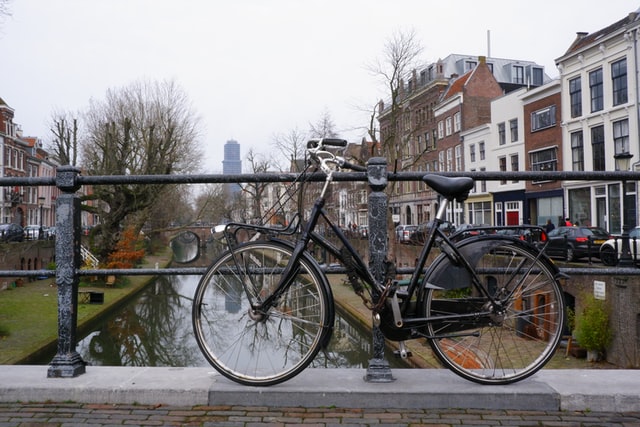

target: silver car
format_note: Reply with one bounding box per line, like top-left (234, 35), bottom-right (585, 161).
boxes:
top-left (395, 224), bottom-right (417, 243)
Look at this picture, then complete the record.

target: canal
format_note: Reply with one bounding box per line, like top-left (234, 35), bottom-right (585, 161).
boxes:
top-left (59, 274), bottom-right (407, 369)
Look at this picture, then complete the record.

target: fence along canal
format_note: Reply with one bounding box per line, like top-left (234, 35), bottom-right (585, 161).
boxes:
top-left (1, 164), bottom-right (640, 376)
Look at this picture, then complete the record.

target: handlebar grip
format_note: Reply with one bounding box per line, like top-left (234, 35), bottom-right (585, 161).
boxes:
top-left (322, 138), bottom-right (348, 147)
top-left (307, 138), bottom-right (348, 148)
top-left (342, 161), bottom-right (367, 172)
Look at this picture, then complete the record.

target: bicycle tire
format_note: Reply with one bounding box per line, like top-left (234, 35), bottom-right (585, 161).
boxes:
top-left (192, 240), bottom-right (334, 386)
top-left (423, 236), bottom-right (565, 384)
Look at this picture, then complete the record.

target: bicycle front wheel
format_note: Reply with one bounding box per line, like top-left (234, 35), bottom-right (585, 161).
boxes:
top-left (423, 237), bottom-right (565, 384)
top-left (192, 240), bottom-right (333, 386)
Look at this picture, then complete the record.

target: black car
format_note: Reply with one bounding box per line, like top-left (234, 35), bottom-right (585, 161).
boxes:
top-left (542, 226), bottom-right (611, 261)
top-left (409, 221), bottom-right (455, 245)
top-left (449, 223), bottom-right (494, 242)
top-left (0, 223), bottom-right (24, 242)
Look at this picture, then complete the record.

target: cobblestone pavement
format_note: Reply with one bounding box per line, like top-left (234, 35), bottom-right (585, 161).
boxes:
top-left (1, 403), bottom-right (640, 426)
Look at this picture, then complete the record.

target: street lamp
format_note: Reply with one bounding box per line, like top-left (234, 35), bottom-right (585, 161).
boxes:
top-left (614, 152), bottom-right (633, 267)
top-left (38, 196), bottom-right (45, 240)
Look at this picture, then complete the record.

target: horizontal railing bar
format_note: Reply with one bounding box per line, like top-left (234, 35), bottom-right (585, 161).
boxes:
top-left (1, 170), bottom-right (639, 188)
top-left (2, 265), bottom-right (636, 280)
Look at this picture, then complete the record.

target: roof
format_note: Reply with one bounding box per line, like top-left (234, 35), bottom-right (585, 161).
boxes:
top-left (441, 70), bottom-right (472, 100)
top-left (562, 8), bottom-right (640, 56)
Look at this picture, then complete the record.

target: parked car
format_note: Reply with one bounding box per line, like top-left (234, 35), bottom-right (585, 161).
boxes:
top-left (0, 223), bottom-right (24, 242)
top-left (542, 226), bottom-right (611, 262)
top-left (24, 225), bottom-right (41, 240)
top-left (494, 225), bottom-right (547, 244)
top-left (408, 221), bottom-right (455, 245)
top-left (599, 226), bottom-right (640, 266)
top-left (449, 224), bottom-right (493, 242)
top-left (395, 224), bottom-right (417, 244)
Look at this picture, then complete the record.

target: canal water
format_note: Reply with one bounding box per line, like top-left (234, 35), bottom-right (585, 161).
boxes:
top-left (69, 274), bottom-right (407, 369)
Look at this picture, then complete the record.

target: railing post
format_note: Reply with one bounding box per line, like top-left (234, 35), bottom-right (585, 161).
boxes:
top-left (47, 166), bottom-right (86, 378)
top-left (364, 157), bottom-right (394, 383)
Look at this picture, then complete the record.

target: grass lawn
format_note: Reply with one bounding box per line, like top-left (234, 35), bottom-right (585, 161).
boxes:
top-left (0, 251), bottom-right (170, 364)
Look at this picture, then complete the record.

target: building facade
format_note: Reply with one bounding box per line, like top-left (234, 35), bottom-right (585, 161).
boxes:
top-left (556, 11), bottom-right (640, 232)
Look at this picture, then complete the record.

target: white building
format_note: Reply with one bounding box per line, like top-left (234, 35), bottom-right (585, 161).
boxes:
top-left (555, 9), bottom-right (640, 232)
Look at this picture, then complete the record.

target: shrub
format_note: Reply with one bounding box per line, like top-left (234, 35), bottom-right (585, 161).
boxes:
top-left (575, 293), bottom-right (611, 352)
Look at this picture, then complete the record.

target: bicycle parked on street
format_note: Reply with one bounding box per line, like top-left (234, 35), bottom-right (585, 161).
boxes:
top-left (183, 138), bottom-right (566, 387)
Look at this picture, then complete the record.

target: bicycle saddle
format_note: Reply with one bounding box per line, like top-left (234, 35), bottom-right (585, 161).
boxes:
top-left (422, 175), bottom-right (474, 202)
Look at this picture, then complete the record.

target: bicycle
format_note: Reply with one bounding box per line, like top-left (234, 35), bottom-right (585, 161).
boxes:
top-left (190, 138), bottom-right (566, 386)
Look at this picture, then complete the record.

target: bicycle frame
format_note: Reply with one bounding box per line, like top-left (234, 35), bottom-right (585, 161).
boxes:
top-left (221, 141), bottom-right (555, 335)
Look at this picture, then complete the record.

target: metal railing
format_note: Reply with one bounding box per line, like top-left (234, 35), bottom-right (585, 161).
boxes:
top-left (1, 163), bottom-right (639, 377)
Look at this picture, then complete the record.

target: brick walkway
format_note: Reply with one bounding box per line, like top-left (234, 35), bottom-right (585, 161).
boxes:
top-left (2, 403), bottom-right (640, 426)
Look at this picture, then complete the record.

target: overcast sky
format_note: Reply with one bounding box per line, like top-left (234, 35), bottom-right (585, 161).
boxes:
top-left (0, 0), bottom-right (636, 172)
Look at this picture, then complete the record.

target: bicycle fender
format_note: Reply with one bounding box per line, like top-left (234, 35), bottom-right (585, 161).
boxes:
top-left (424, 235), bottom-right (561, 291)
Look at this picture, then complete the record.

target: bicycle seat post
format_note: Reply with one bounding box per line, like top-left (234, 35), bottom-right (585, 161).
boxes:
top-left (364, 157), bottom-right (395, 383)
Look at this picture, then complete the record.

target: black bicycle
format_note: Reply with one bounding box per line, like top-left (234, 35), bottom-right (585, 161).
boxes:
top-left (189, 138), bottom-right (566, 386)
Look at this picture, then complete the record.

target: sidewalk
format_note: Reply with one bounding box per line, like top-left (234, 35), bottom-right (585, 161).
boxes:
top-left (2, 366), bottom-right (640, 426)
top-left (2, 366), bottom-right (640, 412)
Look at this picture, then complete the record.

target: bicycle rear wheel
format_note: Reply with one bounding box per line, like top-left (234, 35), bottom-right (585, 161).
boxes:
top-left (192, 240), bottom-right (333, 386)
top-left (423, 237), bottom-right (565, 384)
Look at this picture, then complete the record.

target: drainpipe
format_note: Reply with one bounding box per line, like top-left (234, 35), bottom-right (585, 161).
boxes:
top-left (633, 28), bottom-right (640, 172)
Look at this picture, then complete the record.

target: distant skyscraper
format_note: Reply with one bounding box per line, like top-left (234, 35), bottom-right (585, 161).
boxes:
top-left (222, 139), bottom-right (242, 195)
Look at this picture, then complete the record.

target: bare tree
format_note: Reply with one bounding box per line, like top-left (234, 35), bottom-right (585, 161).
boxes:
top-left (272, 127), bottom-right (307, 172)
top-left (193, 184), bottom-right (229, 225)
top-left (309, 108), bottom-right (338, 139)
top-left (366, 28), bottom-right (424, 167)
top-left (48, 110), bottom-right (79, 166)
top-left (81, 79), bottom-right (203, 259)
top-left (243, 148), bottom-right (271, 222)
top-left (0, 0), bottom-right (11, 22)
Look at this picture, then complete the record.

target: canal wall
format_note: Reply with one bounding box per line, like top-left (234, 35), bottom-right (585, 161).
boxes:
top-left (0, 240), bottom-right (55, 289)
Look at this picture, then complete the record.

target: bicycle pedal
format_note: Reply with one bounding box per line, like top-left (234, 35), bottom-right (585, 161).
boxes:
top-left (393, 349), bottom-right (413, 358)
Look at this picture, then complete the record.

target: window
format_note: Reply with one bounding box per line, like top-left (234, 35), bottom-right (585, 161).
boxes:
top-left (498, 122), bottom-right (506, 145)
top-left (509, 119), bottom-right (518, 142)
top-left (437, 121), bottom-right (444, 139)
top-left (589, 68), bottom-right (603, 112)
top-left (469, 144), bottom-right (476, 162)
top-left (432, 129), bottom-right (438, 148)
top-left (530, 147), bottom-right (557, 183)
top-left (480, 167), bottom-right (487, 192)
top-left (479, 142), bottom-right (485, 160)
top-left (499, 157), bottom-right (507, 184)
top-left (613, 119), bottom-right (630, 157)
top-left (455, 145), bottom-right (462, 171)
top-left (424, 132), bottom-right (430, 150)
top-left (453, 112), bottom-right (461, 133)
top-left (532, 67), bottom-right (543, 86)
top-left (446, 147), bottom-right (453, 171)
top-left (531, 105), bottom-right (556, 131)
top-left (438, 151), bottom-right (444, 171)
top-left (571, 131), bottom-right (584, 171)
top-left (445, 116), bottom-right (452, 136)
top-left (569, 77), bottom-right (582, 118)
top-left (510, 154), bottom-right (519, 183)
top-left (612, 58), bottom-right (628, 106)
top-left (591, 125), bottom-right (605, 171)
top-left (465, 60), bottom-right (477, 71)
top-left (513, 65), bottom-right (524, 84)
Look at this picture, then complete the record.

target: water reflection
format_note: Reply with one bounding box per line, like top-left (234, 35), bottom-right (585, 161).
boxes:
top-left (76, 275), bottom-right (406, 369)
